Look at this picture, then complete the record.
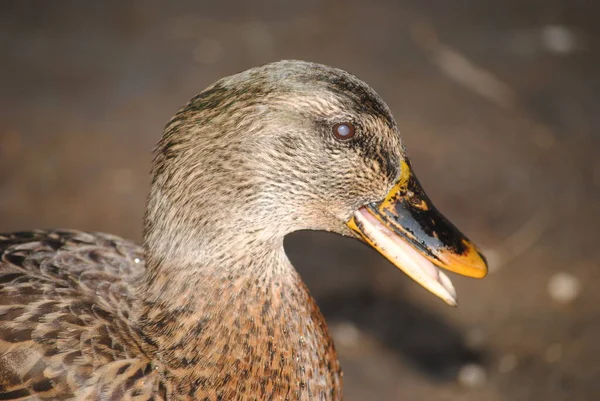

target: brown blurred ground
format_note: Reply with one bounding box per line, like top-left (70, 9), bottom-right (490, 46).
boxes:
top-left (1, 1), bottom-right (599, 400)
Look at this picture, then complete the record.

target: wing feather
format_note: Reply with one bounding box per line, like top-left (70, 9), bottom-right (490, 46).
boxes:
top-left (0, 230), bottom-right (164, 400)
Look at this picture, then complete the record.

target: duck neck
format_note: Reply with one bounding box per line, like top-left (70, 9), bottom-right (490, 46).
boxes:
top-left (138, 237), bottom-right (293, 317)
top-left (134, 239), bottom-right (342, 399)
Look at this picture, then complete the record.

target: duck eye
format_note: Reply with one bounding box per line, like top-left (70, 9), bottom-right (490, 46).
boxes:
top-left (333, 122), bottom-right (355, 140)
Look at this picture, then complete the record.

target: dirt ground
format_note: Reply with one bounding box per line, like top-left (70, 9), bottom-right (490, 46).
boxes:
top-left (1, 1), bottom-right (599, 400)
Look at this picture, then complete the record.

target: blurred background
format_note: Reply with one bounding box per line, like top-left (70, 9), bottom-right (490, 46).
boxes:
top-left (1, 1), bottom-right (599, 400)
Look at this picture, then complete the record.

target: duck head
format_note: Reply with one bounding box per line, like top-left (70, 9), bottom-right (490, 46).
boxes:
top-left (145, 60), bottom-right (487, 305)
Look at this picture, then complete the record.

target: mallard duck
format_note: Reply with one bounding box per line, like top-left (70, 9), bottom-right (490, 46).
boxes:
top-left (0, 60), bottom-right (487, 400)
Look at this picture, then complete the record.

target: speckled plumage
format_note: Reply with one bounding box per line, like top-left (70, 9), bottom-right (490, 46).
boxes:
top-left (0, 60), bottom-right (407, 400)
top-left (0, 230), bottom-right (158, 400)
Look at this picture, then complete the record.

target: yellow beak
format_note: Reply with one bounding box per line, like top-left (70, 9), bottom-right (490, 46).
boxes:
top-left (347, 161), bottom-right (487, 306)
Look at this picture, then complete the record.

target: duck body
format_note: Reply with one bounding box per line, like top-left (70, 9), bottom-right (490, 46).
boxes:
top-left (0, 230), bottom-right (157, 400)
top-left (0, 60), bottom-right (487, 400)
top-left (0, 230), bottom-right (341, 400)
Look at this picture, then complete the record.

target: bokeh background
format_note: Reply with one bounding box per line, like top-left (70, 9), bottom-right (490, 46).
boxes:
top-left (1, 1), bottom-right (599, 400)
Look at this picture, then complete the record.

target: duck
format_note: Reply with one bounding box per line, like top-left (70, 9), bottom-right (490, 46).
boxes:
top-left (0, 60), bottom-right (487, 400)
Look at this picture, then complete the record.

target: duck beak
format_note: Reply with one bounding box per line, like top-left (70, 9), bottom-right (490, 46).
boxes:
top-left (347, 161), bottom-right (487, 306)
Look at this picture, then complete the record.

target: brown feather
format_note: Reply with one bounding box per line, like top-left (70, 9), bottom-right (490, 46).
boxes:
top-left (0, 230), bottom-right (162, 400)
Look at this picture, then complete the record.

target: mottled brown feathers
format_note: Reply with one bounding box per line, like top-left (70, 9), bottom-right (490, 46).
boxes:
top-left (0, 230), bottom-right (341, 400)
top-left (0, 230), bottom-right (161, 400)
top-left (0, 60), bottom-right (407, 400)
